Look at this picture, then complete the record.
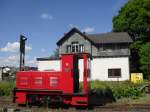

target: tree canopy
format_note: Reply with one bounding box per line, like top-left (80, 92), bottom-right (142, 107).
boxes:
top-left (113, 0), bottom-right (150, 41)
top-left (113, 0), bottom-right (150, 79)
top-left (139, 42), bottom-right (150, 79)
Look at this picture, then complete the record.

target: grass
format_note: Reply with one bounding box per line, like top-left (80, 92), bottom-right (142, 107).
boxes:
top-left (129, 94), bottom-right (150, 104)
top-left (108, 94), bottom-right (150, 106)
top-left (0, 81), bottom-right (15, 96)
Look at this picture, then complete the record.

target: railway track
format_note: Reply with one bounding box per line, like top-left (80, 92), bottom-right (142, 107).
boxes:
top-left (0, 98), bottom-right (150, 112)
top-left (95, 104), bottom-right (150, 112)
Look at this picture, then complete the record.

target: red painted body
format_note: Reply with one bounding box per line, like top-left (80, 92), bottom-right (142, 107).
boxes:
top-left (13, 53), bottom-right (90, 107)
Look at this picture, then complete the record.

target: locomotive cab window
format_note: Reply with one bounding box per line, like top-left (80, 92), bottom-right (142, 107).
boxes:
top-left (108, 68), bottom-right (121, 78)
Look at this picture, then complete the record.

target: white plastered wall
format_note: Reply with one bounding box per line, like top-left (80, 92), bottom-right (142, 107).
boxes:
top-left (38, 60), bottom-right (60, 71)
top-left (91, 57), bottom-right (130, 81)
top-left (37, 57), bottom-right (130, 81)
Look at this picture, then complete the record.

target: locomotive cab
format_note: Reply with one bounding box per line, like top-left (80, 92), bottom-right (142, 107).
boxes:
top-left (61, 53), bottom-right (91, 94)
top-left (61, 54), bottom-right (80, 93)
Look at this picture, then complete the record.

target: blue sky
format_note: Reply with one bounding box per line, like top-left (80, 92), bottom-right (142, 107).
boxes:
top-left (0, 0), bottom-right (127, 67)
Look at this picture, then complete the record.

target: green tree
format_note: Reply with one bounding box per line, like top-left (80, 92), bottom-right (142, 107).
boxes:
top-left (113, 0), bottom-right (150, 41)
top-left (139, 42), bottom-right (150, 79)
top-left (113, 0), bottom-right (150, 79)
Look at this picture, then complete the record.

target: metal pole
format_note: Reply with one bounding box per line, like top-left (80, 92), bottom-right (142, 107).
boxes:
top-left (19, 35), bottom-right (27, 71)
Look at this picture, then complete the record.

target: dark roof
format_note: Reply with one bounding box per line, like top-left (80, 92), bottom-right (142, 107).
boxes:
top-left (56, 28), bottom-right (133, 45)
top-left (86, 32), bottom-right (133, 44)
top-left (37, 57), bottom-right (60, 61)
top-left (56, 27), bottom-right (94, 46)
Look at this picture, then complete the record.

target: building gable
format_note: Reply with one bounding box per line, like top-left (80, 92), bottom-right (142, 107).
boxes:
top-left (57, 28), bottom-right (93, 54)
top-left (56, 27), bottom-right (93, 46)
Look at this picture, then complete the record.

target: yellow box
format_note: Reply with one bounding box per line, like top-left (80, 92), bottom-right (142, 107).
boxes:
top-left (131, 73), bottom-right (143, 83)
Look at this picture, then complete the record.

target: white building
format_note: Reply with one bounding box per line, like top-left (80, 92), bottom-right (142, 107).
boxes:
top-left (37, 28), bottom-right (133, 81)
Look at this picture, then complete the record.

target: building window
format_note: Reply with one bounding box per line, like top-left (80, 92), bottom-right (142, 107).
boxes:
top-left (108, 68), bottom-right (121, 78)
top-left (66, 45), bottom-right (71, 53)
top-left (66, 42), bottom-right (84, 53)
top-left (79, 45), bottom-right (84, 52)
top-left (72, 42), bottom-right (79, 52)
top-left (103, 44), bottom-right (120, 51)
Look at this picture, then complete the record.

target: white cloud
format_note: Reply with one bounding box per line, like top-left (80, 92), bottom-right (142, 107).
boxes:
top-left (0, 42), bottom-right (32, 52)
top-left (69, 24), bottom-right (79, 28)
top-left (82, 27), bottom-right (95, 33)
top-left (0, 55), bottom-right (19, 66)
top-left (0, 42), bottom-right (19, 52)
top-left (0, 55), bottom-right (37, 67)
top-left (7, 55), bottom-right (19, 61)
top-left (40, 13), bottom-right (53, 20)
top-left (68, 25), bottom-right (95, 33)
top-left (0, 42), bottom-right (34, 67)
top-left (26, 56), bottom-right (38, 66)
top-left (26, 46), bottom-right (32, 51)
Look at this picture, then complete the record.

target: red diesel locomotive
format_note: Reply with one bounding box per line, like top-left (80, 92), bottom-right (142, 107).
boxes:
top-left (13, 53), bottom-right (91, 107)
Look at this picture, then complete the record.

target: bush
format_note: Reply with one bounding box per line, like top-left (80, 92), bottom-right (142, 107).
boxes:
top-left (0, 81), bottom-right (15, 96)
top-left (112, 85), bottom-right (143, 99)
top-left (87, 81), bottom-right (144, 100)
